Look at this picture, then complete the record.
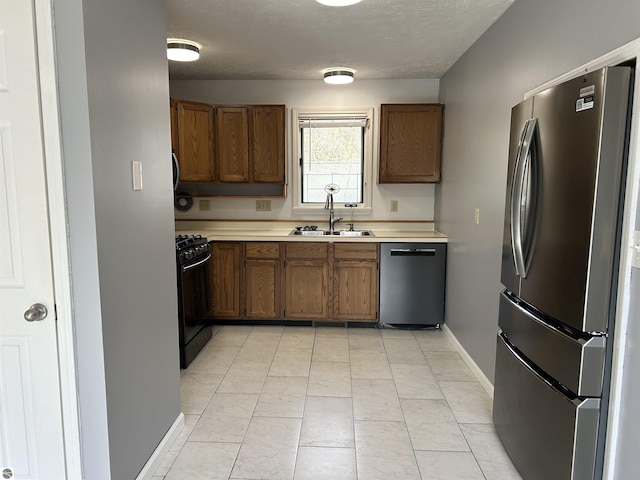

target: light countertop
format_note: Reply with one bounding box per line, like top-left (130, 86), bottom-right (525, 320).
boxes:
top-left (175, 221), bottom-right (448, 243)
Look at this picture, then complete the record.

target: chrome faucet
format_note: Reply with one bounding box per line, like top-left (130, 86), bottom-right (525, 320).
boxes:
top-left (324, 193), bottom-right (342, 234)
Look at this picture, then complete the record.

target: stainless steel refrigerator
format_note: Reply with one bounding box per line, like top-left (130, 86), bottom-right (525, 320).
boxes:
top-left (493, 66), bottom-right (633, 479)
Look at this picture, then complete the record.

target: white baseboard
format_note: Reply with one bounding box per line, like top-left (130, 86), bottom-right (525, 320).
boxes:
top-left (442, 325), bottom-right (494, 399)
top-left (136, 412), bottom-right (185, 480)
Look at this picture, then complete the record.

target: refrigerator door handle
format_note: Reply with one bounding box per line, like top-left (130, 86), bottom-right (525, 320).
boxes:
top-left (172, 151), bottom-right (180, 190)
top-left (510, 118), bottom-right (538, 278)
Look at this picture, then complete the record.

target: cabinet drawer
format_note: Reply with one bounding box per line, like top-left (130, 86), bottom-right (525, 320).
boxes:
top-left (285, 242), bottom-right (328, 259)
top-left (334, 243), bottom-right (378, 260)
top-left (245, 242), bottom-right (280, 259)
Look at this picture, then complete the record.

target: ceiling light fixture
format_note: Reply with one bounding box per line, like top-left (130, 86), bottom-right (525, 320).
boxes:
top-left (323, 68), bottom-right (355, 85)
top-left (167, 38), bottom-right (201, 62)
top-left (316, 0), bottom-right (363, 6)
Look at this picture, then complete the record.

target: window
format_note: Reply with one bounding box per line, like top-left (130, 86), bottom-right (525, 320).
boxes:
top-left (292, 108), bottom-right (373, 212)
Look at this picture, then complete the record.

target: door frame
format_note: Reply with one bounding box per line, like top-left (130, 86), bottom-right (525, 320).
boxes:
top-left (526, 39), bottom-right (640, 480)
top-left (32, 0), bottom-right (83, 477)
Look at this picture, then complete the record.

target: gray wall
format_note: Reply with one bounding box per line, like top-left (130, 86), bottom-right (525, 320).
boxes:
top-left (437, 0), bottom-right (640, 382)
top-left (53, 0), bottom-right (181, 478)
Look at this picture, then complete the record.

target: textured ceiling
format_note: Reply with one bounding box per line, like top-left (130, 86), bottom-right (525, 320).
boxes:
top-left (167, 0), bottom-right (514, 80)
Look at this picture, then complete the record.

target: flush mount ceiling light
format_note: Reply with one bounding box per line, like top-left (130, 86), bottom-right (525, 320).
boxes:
top-left (316, 0), bottom-right (363, 6)
top-left (323, 68), bottom-right (355, 85)
top-left (167, 38), bottom-right (201, 62)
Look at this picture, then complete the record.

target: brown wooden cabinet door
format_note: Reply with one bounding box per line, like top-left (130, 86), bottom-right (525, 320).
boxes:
top-left (216, 107), bottom-right (249, 182)
top-left (284, 260), bottom-right (328, 319)
top-left (251, 106), bottom-right (285, 183)
top-left (379, 104), bottom-right (443, 183)
top-left (245, 259), bottom-right (281, 319)
top-left (210, 242), bottom-right (242, 318)
top-left (176, 100), bottom-right (215, 182)
top-left (333, 260), bottom-right (378, 321)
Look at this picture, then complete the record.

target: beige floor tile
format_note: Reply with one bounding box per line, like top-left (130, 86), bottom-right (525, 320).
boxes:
top-left (278, 334), bottom-right (315, 351)
top-left (269, 348), bottom-right (312, 377)
top-left (312, 336), bottom-right (349, 363)
top-left (185, 345), bottom-right (240, 375)
top-left (379, 327), bottom-right (415, 339)
top-left (439, 381), bottom-right (493, 424)
top-left (216, 361), bottom-right (270, 394)
top-left (401, 399), bottom-right (469, 451)
top-left (294, 446), bottom-right (357, 480)
top-left (413, 330), bottom-right (456, 352)
top-left (254, 376), bottom-right (308, 418)
top-left (314, 326), bottom-right (348, 338)
top-left (460, 423), bottom-right (523, 480)
top-left (354, 420), bottom-right (421, 480)
top-left (352, 378), bottom-right (403, 421)
top-left (348, 334), bottom-right (385, 353)
top-left (427, 356), bottom-right (477, 381)
top-left (415, 451), bottom-right (485, 480)
top-left (249, 325), bottom-right (284, 336)
top-left (422, 350), bottom-right (462, 359)
top-left (383, 338), bottom-right (427, 365)
top-left (307, 362), bottom-right (351, 397)
top-left (153, 414), bottom-right (199, 476)
top-left (350, 351), bottom-right (393, 379)
top-left (299, 396), bottom-right (354, 448)
top-left (210, 326), bottom-right (253, 347)
top-left (164, 441), bottom-right (240, 480)
top-left (189, 393), bottom-right (258, 443)
top-left (231, 417), bottom-right (302, 479)
top-left (391, 364), bottom-right (444, 399)
top-left (180, 373), bottom-right (224, 414)
top-left (234, 335), bottom-right (279, 363)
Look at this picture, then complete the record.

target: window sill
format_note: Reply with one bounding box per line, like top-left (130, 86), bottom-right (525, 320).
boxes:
top-left (292, 205), bottom-right (373, 216)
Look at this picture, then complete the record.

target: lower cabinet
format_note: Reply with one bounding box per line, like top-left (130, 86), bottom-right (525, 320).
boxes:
top-left (245, 242), bottom-right (281, 319)
top-left (209, 242), bottom-right (242, 318)
top-left (208, 240), bottom-right (379, 322)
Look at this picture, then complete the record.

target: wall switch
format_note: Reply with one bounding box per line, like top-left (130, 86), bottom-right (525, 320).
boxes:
top-left (632, 231), bottom-right (640, 268)
top-left (132, 161), bottom-right (143, 191)
top-left (475, 208), bottom-right (480, 225)
top-left (256, 199), bottom-right (271, 212)
top-left (199, 199), bottom-right (211, 211)
top-left (390, 200), bottom-right (398, 212)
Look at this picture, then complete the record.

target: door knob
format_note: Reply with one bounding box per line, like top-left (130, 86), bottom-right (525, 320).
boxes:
top-left (24, 303), bottom-right (48, 322)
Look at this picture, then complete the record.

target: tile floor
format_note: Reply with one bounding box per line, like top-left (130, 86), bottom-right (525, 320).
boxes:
top-left (153, 325), bottom-right (522, 480)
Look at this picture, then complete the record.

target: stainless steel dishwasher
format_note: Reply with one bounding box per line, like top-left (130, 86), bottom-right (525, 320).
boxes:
top-left (379, 243), bottom-right (446, 328)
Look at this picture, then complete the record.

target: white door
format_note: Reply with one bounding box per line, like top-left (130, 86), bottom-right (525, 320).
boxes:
top-left (0, 0), bottom-right (67, 478)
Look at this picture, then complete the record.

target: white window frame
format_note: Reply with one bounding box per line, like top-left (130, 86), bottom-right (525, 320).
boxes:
top-left (291, 107), bottom-right (374, 214)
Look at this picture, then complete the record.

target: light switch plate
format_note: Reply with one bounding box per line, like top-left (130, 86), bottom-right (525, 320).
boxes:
top-left (256, 200), bottom-right (271, 211)
top-left (632, 231), bottom-right (640, 268)
top-left (390, 200), bottom-right (398, 212)
top-left (475, 208), bottom-right (480, 225)
top-left (132, 161), bottom-right (143, 191)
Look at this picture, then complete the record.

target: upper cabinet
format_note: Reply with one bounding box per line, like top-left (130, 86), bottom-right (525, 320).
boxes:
top-left (216, 107), bottom-right (250, 182)
top-left (378, 103), bottom-right (444, 183)
top-left (175, 100), bottom-right (215, 182)
top-left (171, 99), bottom-right (286, 188)
top-left (252, 106), bottom-right (285, 183)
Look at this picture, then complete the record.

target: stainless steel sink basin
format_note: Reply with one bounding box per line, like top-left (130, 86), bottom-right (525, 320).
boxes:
top-left (288, 229), bottom-right (374, 237)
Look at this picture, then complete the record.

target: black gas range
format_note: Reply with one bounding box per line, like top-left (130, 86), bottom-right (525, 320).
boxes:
top-left (175, 234), bottom-right (212, 368)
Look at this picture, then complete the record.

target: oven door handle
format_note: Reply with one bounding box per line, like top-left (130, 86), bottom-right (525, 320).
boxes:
top-left (181, 253), bottom-right (211, 272)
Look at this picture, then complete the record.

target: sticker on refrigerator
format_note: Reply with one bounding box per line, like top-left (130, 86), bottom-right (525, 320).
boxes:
top-left (580, 85), bottom-right (595, 97)
top-left (576, 95), bottom-right (594, 112)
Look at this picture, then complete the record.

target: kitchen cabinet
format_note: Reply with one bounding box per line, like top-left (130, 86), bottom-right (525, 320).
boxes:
top-left (174, 100), bottom-right (215, 182)
top-left (283, 243), bottom-right (329, 320)
top-left (379, 103), bottom-right (444, 183)
top-left (209, 242), bottom-right (242, 318)
top-left (252, 106), bottom-right (286, 183)
top-left (333, 243), bottom-right (379, 321)
top-left (245, 242), bottom-right (281, 319)
top-left (216, 107), bottom-right (250, 182)
top-left (171, 99), bottom-right (285, 187)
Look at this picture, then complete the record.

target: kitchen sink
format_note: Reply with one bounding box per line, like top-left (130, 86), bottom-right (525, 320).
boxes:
top-left (288, 229), bottom-right (374, 237)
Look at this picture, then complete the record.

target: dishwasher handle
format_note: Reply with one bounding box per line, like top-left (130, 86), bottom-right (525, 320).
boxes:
top-left (389, 248), bottom-right (437, 256)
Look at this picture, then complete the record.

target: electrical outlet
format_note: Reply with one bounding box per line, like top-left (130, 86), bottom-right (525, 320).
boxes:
top-left (475, 208), bottom-right (480, 225)
top-left (390, 200), bottom-right (398, 212)
top-left (199, 199), bottom-right (211, 211)
top-left (256, 199), bottom-right (271, 212)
